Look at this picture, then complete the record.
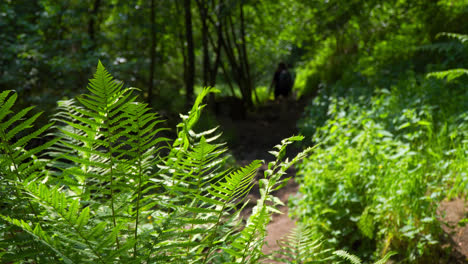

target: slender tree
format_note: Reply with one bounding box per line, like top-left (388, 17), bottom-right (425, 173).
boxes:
top-left (148, 0), bottom-right (156, 105)
top-left (218, 1), bottom-right (254, 108)
top-left (195, 0), bottom-right (210, 87)
top-left (184, 0), bottom-right (195, 105)
top-left (88, 0), bottom-right (101, 49)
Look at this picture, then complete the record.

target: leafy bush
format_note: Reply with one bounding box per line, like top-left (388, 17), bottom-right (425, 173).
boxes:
top-left (294, 68), bottom-right (467, 262)
top-left (0, 62), bottom-right (322, 263)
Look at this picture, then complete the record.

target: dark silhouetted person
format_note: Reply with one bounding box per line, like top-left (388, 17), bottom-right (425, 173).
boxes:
top-left (269, 62), bottom-right (293, 100)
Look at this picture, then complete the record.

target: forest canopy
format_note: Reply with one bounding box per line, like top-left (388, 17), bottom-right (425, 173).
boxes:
top-left (1, 0), bottom-right (468, 263)
top-left (3, 0), bottom-right (464, 114)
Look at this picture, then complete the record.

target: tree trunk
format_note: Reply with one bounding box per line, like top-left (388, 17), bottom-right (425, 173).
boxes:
top-left (239, 1), bottom-right (258, 105)
top-left (184, 0), bottom-right (195, 105)
top-left (196, 0), bottom-right (210, 87)
top-left (88, 0), bottom-right (101, 49)
top-left (223, 9), bottom-right (253, 108)
top-left (209, 19), bottom-right (223, 87)
top-left (148, 0), bottom-right (156, 106)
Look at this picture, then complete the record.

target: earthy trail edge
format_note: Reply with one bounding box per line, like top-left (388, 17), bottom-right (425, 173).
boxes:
top-left (262, 177), bottom-right (299, 255)
top-left (216, 97), bottom-right (468, 262)
top-left (217, 98), bottom-right (307, 256)
top-left (438, 199), bottom-right (468, 261)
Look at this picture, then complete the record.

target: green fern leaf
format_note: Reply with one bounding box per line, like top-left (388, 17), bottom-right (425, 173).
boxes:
top-left (426, 68), bottom-right (468, 82)
top-left (0, 215), bottom-right (74, 264)
top-left (0, 91), bottom-right (17, 122)
top-left (271, 225), bottom-right (333, 263)
top-left (374, 251), bottom-right (397, 264)
top-left (437, 32), bottom-right (468, 44)
top-left (227, 207), bottom-right (269, 263)
top-left (333, 250), bottom-right (362, 264)
top-left (358, 206), bottom-right (374, 239)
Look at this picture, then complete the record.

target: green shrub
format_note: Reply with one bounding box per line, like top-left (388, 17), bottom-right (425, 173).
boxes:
top-left (294, 74), bottom-right (467, 262)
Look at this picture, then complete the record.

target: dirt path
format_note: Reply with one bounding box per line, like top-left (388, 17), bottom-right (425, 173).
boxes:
top-left (438, 198), bottom-right (468, 262)
top-left (262, 178), bottom-right (299, 255)
top-left (217, 98), bottom-right (308, 255)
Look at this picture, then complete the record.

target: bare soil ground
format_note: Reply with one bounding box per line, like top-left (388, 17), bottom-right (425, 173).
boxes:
top-left (438, 198), bottom-right (468, 262)
top-left (217, 97), bottom-right (308, 256)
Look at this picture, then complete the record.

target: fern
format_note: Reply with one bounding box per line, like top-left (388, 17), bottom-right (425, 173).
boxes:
top-left (426, 33), bottom-right (468, 82)
top-left (334, 250), bottom-right (397, 264)
top-left (0, 90), bottom-right (59, 263)
top-left (0, 63), bottom-right (157, 262)
top-left (224, 136), bottom-right (316, 263)
top-left (148, 88), bottom-right (263, 263)
top-left (437, 32), bottom-right (468, 44)
top-left (426, 68), bottom-right (468, 82)
top-left (123, 101), bottom-right (168, 257)
top-left (198, 159), bottom-right (262, 263)
top-left (0, 91), bottom-right (57, 183)
top-left (0, 215), bottom-right (73, 263)
top-left (64, 61), bottom-right (136, 237)
top-left (270, 224), bottom-right (333, 263)
top-left (4, 182), bottom-right (122, 263)
top-left (1, 62), bottom-right (317, 263)
top-left (333, 250), bottom-right (363, 264)
top-left (357, 206), bottom-right (375, 239)
top-left (49, 61), bottom-right (169, 261)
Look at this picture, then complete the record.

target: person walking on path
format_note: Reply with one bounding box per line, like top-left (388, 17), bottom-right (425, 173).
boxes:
top-left (269, 62), bottom-right (294, 100)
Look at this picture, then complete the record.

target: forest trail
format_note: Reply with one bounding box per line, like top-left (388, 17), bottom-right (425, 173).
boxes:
top-left (217, 97), bottom-right (308, 255)
top-left (217, 97), bottom-right (468, 262)
top-left (438, 199), bottom-right (468, 261)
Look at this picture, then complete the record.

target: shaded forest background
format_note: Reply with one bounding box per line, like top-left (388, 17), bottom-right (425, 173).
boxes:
top-left (3, 0), bottom-right (465, 117)
top-left (1, 0), bottom-right (468, 263)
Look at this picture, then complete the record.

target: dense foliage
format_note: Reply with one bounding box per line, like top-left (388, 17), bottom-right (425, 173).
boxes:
top-left (0, 0), bottom-right (306, 114)
top-left (2, 0), bottom-right (468, 263)
top-left (290, 1), bottom-right (467, 262)
top-left (294, 30), bottom-right (468, 264)
top-left (0, 63), bottom-right (320, 263)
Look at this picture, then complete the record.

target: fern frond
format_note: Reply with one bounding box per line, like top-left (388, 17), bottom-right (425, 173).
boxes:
top-left (357, 206), bottom-right (374, 239)
top-left (424, 32), bottom-right (468, 82)
top-left (35, 62), bottom-right (171, 261)
top-left (333, 250), bottom-right (362, 264)
top-left (22, 182), bottom-right (135, 263)
top-left (197, 160), bottom-right (262, 262)
top-left (437, 32), bottom-right (468, 44)
top-left (175, 87), bottom-right (219, 150)
top-left (426, 68), bottom-right (468, 82)
top-left (116, 101), bottom-right (170, 258)
top-left (145, 87), bottom-right (267, 263)
top-left (0, 215), bottom-right (74, 264)
top-left (50, 62), bottom-right (139, 248)
top-left (0, 90), bottom-right (56, 182)
top-left (162, 135), bottom-right (229, 203)
top-left (225, 206), bottom-right (270, 262)
top-left (224, 136), bottom-right (314, 263)
top-left (0, 90), bottom-right (62, 262)
top-left (209, 159), bottom-right (262, 206)
top-left (0, 90), bottom-right (17, 122)
top-left (374, 251), bottom-right (397, 264)
top-left (333, 249), bottom-right (397, 264)
top-left (271, 225), bottom-right (333, 263)
top-left (0, 91), bottom-right (55, 263)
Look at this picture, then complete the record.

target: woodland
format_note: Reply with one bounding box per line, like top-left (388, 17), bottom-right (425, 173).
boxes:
top-left (1, 0), bottom-right (468, 263)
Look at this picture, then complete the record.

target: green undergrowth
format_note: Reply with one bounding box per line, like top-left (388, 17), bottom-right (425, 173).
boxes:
top-left (1, 62), bottom-right (324, 263)
top-left (293, 63), bottom-right (467, 262)
top-left (2, 61), bottom-right (391, 263)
